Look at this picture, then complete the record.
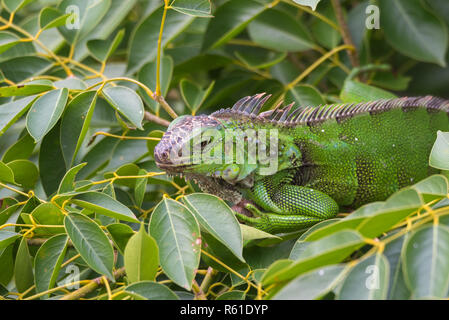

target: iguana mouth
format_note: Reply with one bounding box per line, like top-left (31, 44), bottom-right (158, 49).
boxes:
top-left (155, 163), bottom-right (191, 173)
top-left (164, 170), bottom-right (243, 203)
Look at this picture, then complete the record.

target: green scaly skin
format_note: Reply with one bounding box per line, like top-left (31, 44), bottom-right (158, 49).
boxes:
top-left (154, 94), bottom-right (449, 234)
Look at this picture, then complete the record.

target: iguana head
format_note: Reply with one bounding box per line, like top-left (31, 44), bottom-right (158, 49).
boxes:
top-left (154, 94), bottom-right (302, 201)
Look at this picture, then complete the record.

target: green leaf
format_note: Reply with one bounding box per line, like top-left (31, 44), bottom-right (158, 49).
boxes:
top-left (201, 231), bottom-right (246, 273)
top-left (54, 77), bottom-right (87, 90)
top-left (240, 224), bottom-right (281, 242)
top-left (125, 281), bottom-right (179, 300)
top-left (60, 91), bottom-right (97, 167)
top-left (0, 161), bottom-right (15, 184)
top-left (179, 79), bottom-right (214, 113)
top-left (170, 0), bottom-right (212, 17)
top-left (72, 0), bottom-right (138, 61)
top-left (2, 133), bottom-right (35, 163)
top-left (101, 125), bottom-right (153, 172)
top-left (347, 1), bottom-right (369, 52)
top-left (87, 29), bottom-right (124, 62)
top-left (77, 135), bottom-right (119, 179)
top-left (64, 212), bottom-right (114, 279)
top-left (379, 0), bottom-right (448, 66)
top-left (149, 198), bottom-right (200, 290)
top-left (428, 0), bottom-right (449, 26)
top-left (26, 88), bottom-right (69, 142)
top-left (124, 224), bottom-right (159, 283)
top-left (270, 59), bottom-right (302, 85)
top-left (261, 259), bottom-right (293, 285)
top-left (338, 254), bottom-right (390, 300)
top-left (356, 189), bottom-right (423, 238)
top-left (30, 203), bottom-right (65, 236)
top-left (234, 49), bottom-right (286, 69)
top-left (216, 290), bottom-right (246, 300)
top-left (384, 234), bottom-right (411, 299)
top-left (311, 1), bottom-right (340, 50)
top-left (305, 188), bottom-right (423, 241)
top-left (403, 224), bottom-right (449, 298)
top-left (34, 234), bottom-right (69, 297)
top-left (430, 131), bottom-right (449, 170)
top-left (106, 223), bottom-right (135, 255)
top-left (39, 7), bottom-right (71, 31)
top-left (0, 31), bottom-right (20, 55)
top-left (57, 163), bottom-right (87, 194)
top-left (289, 219), bottom-right (339, 259)
top-left (202, 0), bottom-right (265, 51)
top-left (248, 9), bottom-right (315, 52)
top-left (102, 86), bottom-right (144, 129)
top-left (0, 244), bottom-right (14, 286)
top-left (138, 56), bottom-right (173, 113)
top-left (103, 163), bottom-right (140, 188)
top-left (0, 57), bottom-right (51, 83)
top-left (39, 122), bottom-right (67, 196)
top-left (0, 80), bottom-right (55, 97)
top-left (1, 0), bottom-right (32, 13)
top-left (411, 174), bottom-right (448, 202)
top-left (292, 0), bottom-right (321, 10)
top-left (288, 221), bottom-right (337, 260)
top-left (340, 80), bottom-right (397, 103)
top-left (7, 159), bottom-right (38, 188)
top-left (71, 191), bottom-right (139, 223)
top-left (263, 230), bottom-right (365, 285)
top-left (273, 264), bottom-right (348, 300)
top-left (128, 6), bottom-right (194, 73)
top-left (371, 71), bottom-right (411, 92)
top-left (14, 237), bottom-right (34, 293)
top-left (0, 96), bottom-right (36, 135)
top-left (134, 169), bottom-right (147, 208)
top-left (285, 85), bottom-right (325, 107)
top-left (0, 230), bottom-right (19, 249)
top-left (182, 193), bottom-right (244, 262)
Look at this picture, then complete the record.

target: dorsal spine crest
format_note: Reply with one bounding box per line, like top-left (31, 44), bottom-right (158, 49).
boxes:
top-left (211, 93), bottom-right (449, 128)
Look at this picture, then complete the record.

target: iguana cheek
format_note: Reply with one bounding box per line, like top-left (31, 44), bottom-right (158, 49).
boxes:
top-left (236, 164), bottom-right (257, 182)
top-left (221, 164), bottom-right (240, 182)
top-left (285, 145), bottom-right (301, 160)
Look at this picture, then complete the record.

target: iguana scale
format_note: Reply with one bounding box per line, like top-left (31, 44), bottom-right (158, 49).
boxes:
top-left (154, 94), bottom-right (449, 234)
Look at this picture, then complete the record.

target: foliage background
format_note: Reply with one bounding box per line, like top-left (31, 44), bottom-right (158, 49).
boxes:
top-left (0, 0), bottom-right (449, 300)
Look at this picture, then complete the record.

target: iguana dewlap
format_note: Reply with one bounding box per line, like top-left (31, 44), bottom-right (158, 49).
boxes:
top-left (154, 94), bottom-right (449, 234)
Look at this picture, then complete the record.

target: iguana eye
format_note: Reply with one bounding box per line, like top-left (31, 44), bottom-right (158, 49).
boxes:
top-left (222, 164), bottom-right (240, 181)
top-left (200, 138), bottom-right (212, 149)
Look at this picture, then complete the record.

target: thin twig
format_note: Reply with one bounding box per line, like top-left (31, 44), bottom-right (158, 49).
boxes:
top-left (154, 94), bottom-right (178, 119)
top-left (60, 267), bottom-right (126, 300)
top-left (156, 1), bottom-right (169, 96)
top-left (283, 0), bottom-right (341, 31)
top-left (144, 111), bottom-right (170, 127)
top-left (199, 267), bottom-right (216, 297)
top-left (286, 44), bottom-right (355, 89)
top-left (331, 0), bottom-right (359, 68)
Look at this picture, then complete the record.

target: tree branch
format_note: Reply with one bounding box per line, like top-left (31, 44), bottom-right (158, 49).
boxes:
top-left (144, 111), bottom-right (170, 127)
top-left (331, 0), bottom-right (359, 68)
top-left (60, 267), bottom-right (126, 300)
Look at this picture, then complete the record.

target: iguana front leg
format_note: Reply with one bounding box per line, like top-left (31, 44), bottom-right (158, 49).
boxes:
top-left (235, 175), bottom-right (339, 234)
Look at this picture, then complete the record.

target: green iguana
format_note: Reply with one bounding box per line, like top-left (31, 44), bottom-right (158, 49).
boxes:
top-left (154, 94), bottom-right (449, 234)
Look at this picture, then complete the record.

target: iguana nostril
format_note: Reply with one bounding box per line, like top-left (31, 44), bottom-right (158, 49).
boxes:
top-left (154, 142), bottom-right (170, 164)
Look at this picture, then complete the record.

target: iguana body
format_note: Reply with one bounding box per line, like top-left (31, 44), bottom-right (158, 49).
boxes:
top-left (154, 94), bottom-right (449, 233)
